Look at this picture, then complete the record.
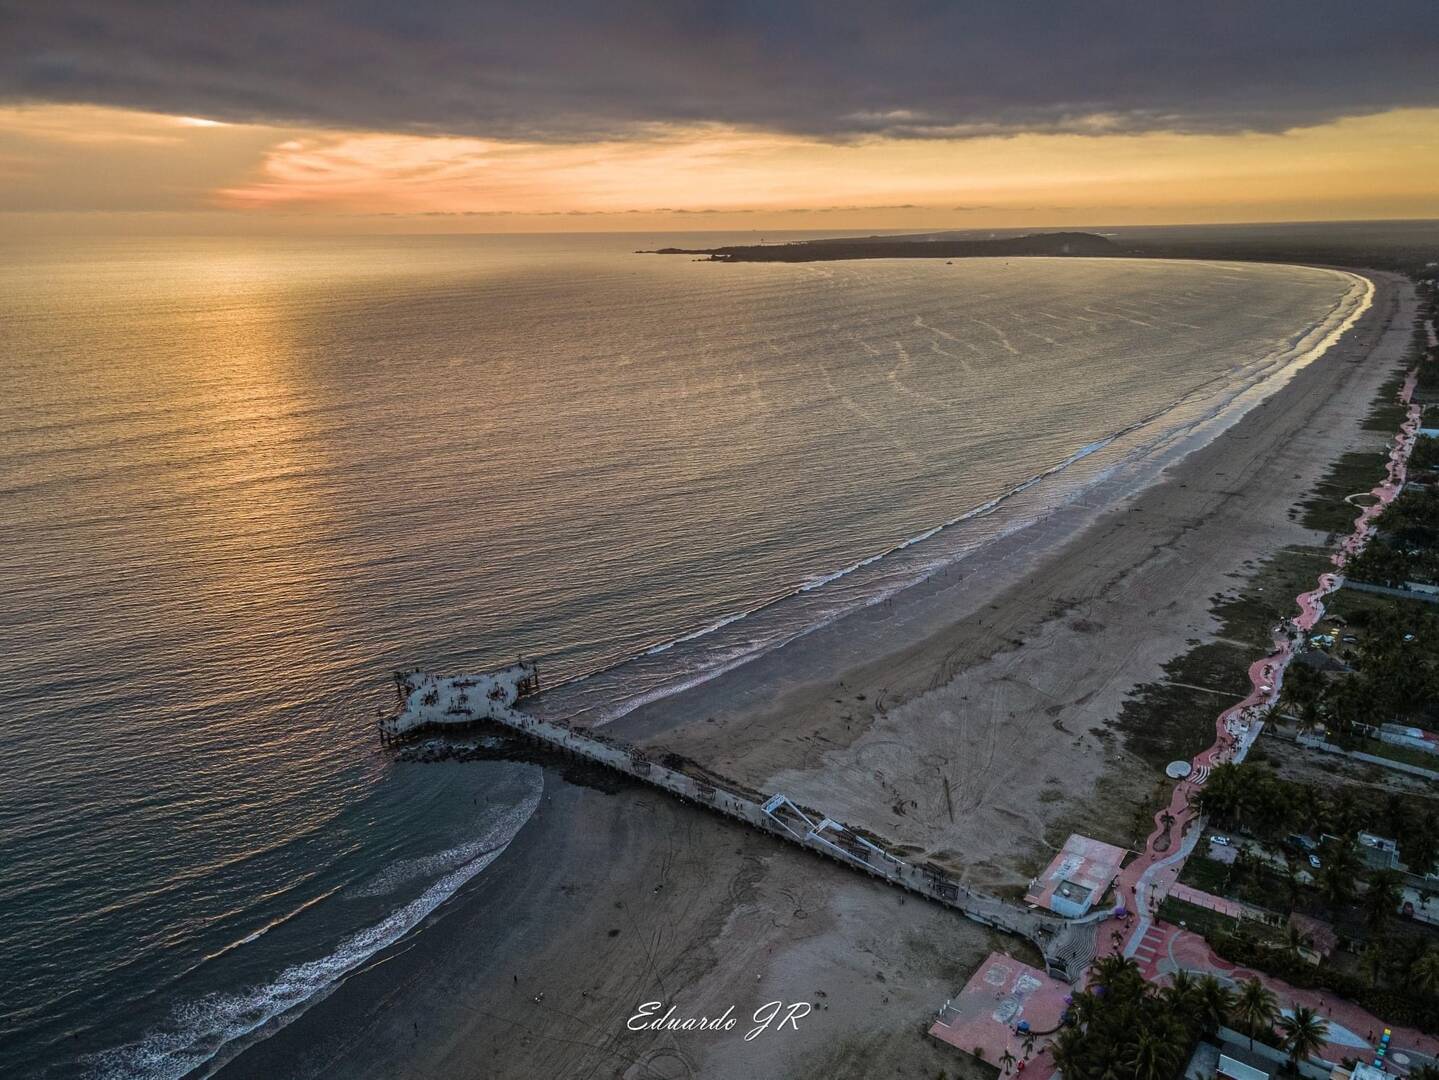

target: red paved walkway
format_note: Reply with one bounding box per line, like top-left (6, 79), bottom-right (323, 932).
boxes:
top-left (940, 360), bottom-right (1426, 1080)
top-left (1071, 370), bottom-right (1425, 1073)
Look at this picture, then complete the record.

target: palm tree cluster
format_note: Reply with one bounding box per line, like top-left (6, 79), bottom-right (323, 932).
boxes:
top-left (1278, 599), bottom-right (1439, 739)
top-left (1346, 487), bottom-right (1439, 588)
top-left (1041, 960), bottom-right (1220, 1080)
top-left (1197, 760), bottom-right (1439, 878)
top-left (1410, 431), bottom-right (1439, 486)
top-left (1211, 931), bottom-right (1439, 1038)
top-left (1049, 962), bottom-right (1331, 1079)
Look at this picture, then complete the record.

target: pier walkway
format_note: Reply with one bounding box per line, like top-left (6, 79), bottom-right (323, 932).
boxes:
top-left (383, 667), bottom-right (1096, 981)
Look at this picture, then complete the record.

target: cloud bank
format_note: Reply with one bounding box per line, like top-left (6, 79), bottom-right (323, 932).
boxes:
top-left (2, 1), bottom-right (1437, 141)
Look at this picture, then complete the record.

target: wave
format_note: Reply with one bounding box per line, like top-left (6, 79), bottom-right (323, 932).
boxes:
top-left (348, 830), bottom-right (520, 899)
top-left (544, 431), bottom-right (1138, 708)
top-left (539, 268), bottom-right (1372, 724)
top-left (84, 775), bottom-right (543, 1080)
top-left (194, 883), bottom-right (348, 969)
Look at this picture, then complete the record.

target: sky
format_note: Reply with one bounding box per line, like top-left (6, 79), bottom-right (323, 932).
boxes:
top-left (1, 1), bottom-right (1437, 233)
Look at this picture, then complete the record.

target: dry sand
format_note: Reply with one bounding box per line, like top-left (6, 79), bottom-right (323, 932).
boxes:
top-left (614, 270), bottom-right (1415, 896)
top-left (215, 269), bottom-right (1415, 1080)
top-left (215, 771), bottom-right (1007, 1080)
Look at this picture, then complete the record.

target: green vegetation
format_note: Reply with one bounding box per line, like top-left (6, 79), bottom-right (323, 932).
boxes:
top-left (1299, 451), bottom-right (1390, 534)
top-left (1411, 435), bottom-right (1439, 486)
top-left (1364, 738), bottom-right (1439, 771)
top-left (1280, 598), bottom-right (1439, 733)
top-left (1175, 855), bottom-right (1228, 894)
top-left (1156, 896), bottom-right (1242, 941)
top-left (1197, 760), bottom-right (1439, 876)
top-left (1046, 961), bottom-right (1307, 1079)
top-left (1414, 283), bottom-right (1438, 404)
top-left (1211, 929), bottom-right (1439, 1037)
top-left (1112, 641), bottom-right (1258, 769)
top-left (1184, 760), bottom-right (1439, 1036)
top-left (1346, 487), bottom-right (1439, 587)
top-left (1211, 547), bottom-right (1336, 651)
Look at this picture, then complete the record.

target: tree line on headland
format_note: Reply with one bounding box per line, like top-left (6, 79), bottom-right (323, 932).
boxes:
top-left (641, 231), bottom-right (1120, 261)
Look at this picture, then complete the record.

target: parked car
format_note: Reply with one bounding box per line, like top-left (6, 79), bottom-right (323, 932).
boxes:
top-left (1309, 854), bottom-right (1322, 869)
top-left (1212, 835), bottom-right (1231, 847)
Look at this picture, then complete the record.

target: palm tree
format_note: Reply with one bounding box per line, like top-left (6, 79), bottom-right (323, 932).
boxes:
top-left (1412, 948), bottom-right (1439, 995)
top-left (1198, 763), bottom-right (1246, 824)
top-left (1124, 1027), bottom-right (1183, 1080)
top-left (1162, 969), bottom-right (1197, 1001)
top-left (1195, 974), bottom-right (1235, 1038)
top-left (1295, 786), bottom-right (1326, 836)
top-left (1406, 817), bottom-right (1439, 878)
top-left (1331, 790), bottom-right (1363, 838)
top-left (998, 1048), bottom-right (1016, 1075)
top-left (1361, 943), bottom-right (1387, 989)
top-left (1318, 863), bottom-right (1353, 908)
top-left (1365, 869), bottom-right (1402, 931)
top-left (1278, 1005), bottom-right (1329, 1070)
top-left (1317, 841), bottom-right (1361, 909)
top-left (1232, 977), bottom-right (1279, 1050)
top-left (1090, 954), bottom-right (1143, 992)
top-left (1160, 970), bottom-right (1200, 1036)
top-left (1047, 1028), bottom-right (1084, 1076)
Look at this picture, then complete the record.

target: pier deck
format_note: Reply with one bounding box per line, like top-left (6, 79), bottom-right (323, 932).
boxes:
top-left (384, 666), bottom-right (1100, 981)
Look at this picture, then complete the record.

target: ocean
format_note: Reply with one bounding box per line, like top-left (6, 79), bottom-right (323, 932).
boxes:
top-left (0, 233), bottom-right (1367, 1077)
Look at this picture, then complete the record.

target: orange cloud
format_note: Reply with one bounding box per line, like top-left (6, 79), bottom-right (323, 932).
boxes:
top-left (1, 103), bottom-right (1436, 229)
top-left (216, 110), bottom-right (1439, 223)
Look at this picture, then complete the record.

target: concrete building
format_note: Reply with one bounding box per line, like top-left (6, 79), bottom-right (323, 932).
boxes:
top-left (1357, 832), bottom-right (1400, 871)
top-left (1379, 722), bottom-right (1439, 756)
top-left (1024, 834), bottom-right (1127, 918)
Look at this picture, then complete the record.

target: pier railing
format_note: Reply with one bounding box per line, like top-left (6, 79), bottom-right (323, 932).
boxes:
top-left (385, 672), bottom-right (1084, 980)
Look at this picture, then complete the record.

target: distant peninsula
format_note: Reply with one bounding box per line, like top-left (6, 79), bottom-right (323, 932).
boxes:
top-left (640, 230), bottom-right (1120, 262)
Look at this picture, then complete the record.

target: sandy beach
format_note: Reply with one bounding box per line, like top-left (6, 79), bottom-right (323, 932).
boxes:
top-left (214, 269), bottom-right (1415, 1080)
top-left (617, 270), bottom-right (1415, 893)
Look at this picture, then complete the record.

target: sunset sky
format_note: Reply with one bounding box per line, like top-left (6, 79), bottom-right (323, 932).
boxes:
top-left (2, 2), bottom-right (1437, 233)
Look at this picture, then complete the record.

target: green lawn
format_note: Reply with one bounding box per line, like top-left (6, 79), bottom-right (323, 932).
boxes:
top-left (1177, 853), bottom-right (1230, 893)
top-left (1156, 896), bottom-right (1242, 940)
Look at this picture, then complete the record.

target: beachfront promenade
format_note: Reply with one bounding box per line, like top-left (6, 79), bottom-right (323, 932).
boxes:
top-left (380, 352), bottom-right (1429, 1075)
top-left (1111, 368), bottom-right (1421, 969)
top-left (384, 669), bottom-right (1100, 981)
top-left (1019, 366), bottom-right (1431, 1076)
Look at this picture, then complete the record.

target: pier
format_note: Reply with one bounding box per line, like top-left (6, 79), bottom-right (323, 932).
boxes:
top-left (380, 662), bottom-right (540, 742)
top-left (382, 665), bottom-right (1099, 981)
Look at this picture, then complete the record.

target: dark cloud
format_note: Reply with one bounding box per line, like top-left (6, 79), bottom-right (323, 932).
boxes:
top-left (1, 1), bottom-right (1436, 140)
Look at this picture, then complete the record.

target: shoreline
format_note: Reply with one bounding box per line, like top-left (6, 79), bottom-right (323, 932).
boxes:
top-left (533, 261), bottom-right (1372, 728)
top-left (212, 268), bottom-right (1416, 1080)
top-left (608, 268), bottom-right (1410, 891)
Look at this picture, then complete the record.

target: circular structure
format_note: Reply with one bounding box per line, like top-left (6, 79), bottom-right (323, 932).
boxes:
top-left (1165, 760), bottom-right (1193, 779)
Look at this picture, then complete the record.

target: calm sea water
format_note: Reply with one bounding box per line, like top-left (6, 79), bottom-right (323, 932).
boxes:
top-left (0, 234), bottom-right (1366, 1077)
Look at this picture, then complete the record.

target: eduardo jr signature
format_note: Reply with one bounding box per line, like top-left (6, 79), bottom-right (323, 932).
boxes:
top-left (627, 1000), bottom-right (813, 1041)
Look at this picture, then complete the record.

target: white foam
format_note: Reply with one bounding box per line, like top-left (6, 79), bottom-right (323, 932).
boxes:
top-left (86, 775), bottom-right (543, 1080)
top-left (567, 268), bottom-right (1373, 725)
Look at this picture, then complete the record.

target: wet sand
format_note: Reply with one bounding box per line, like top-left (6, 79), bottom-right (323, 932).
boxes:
top-left (614, 270), bottom-right (1414, 893)
top-left (214, 270), bottom-right (1414, 1080)
top-left (214, 770), bottom-right (1010, 1080)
